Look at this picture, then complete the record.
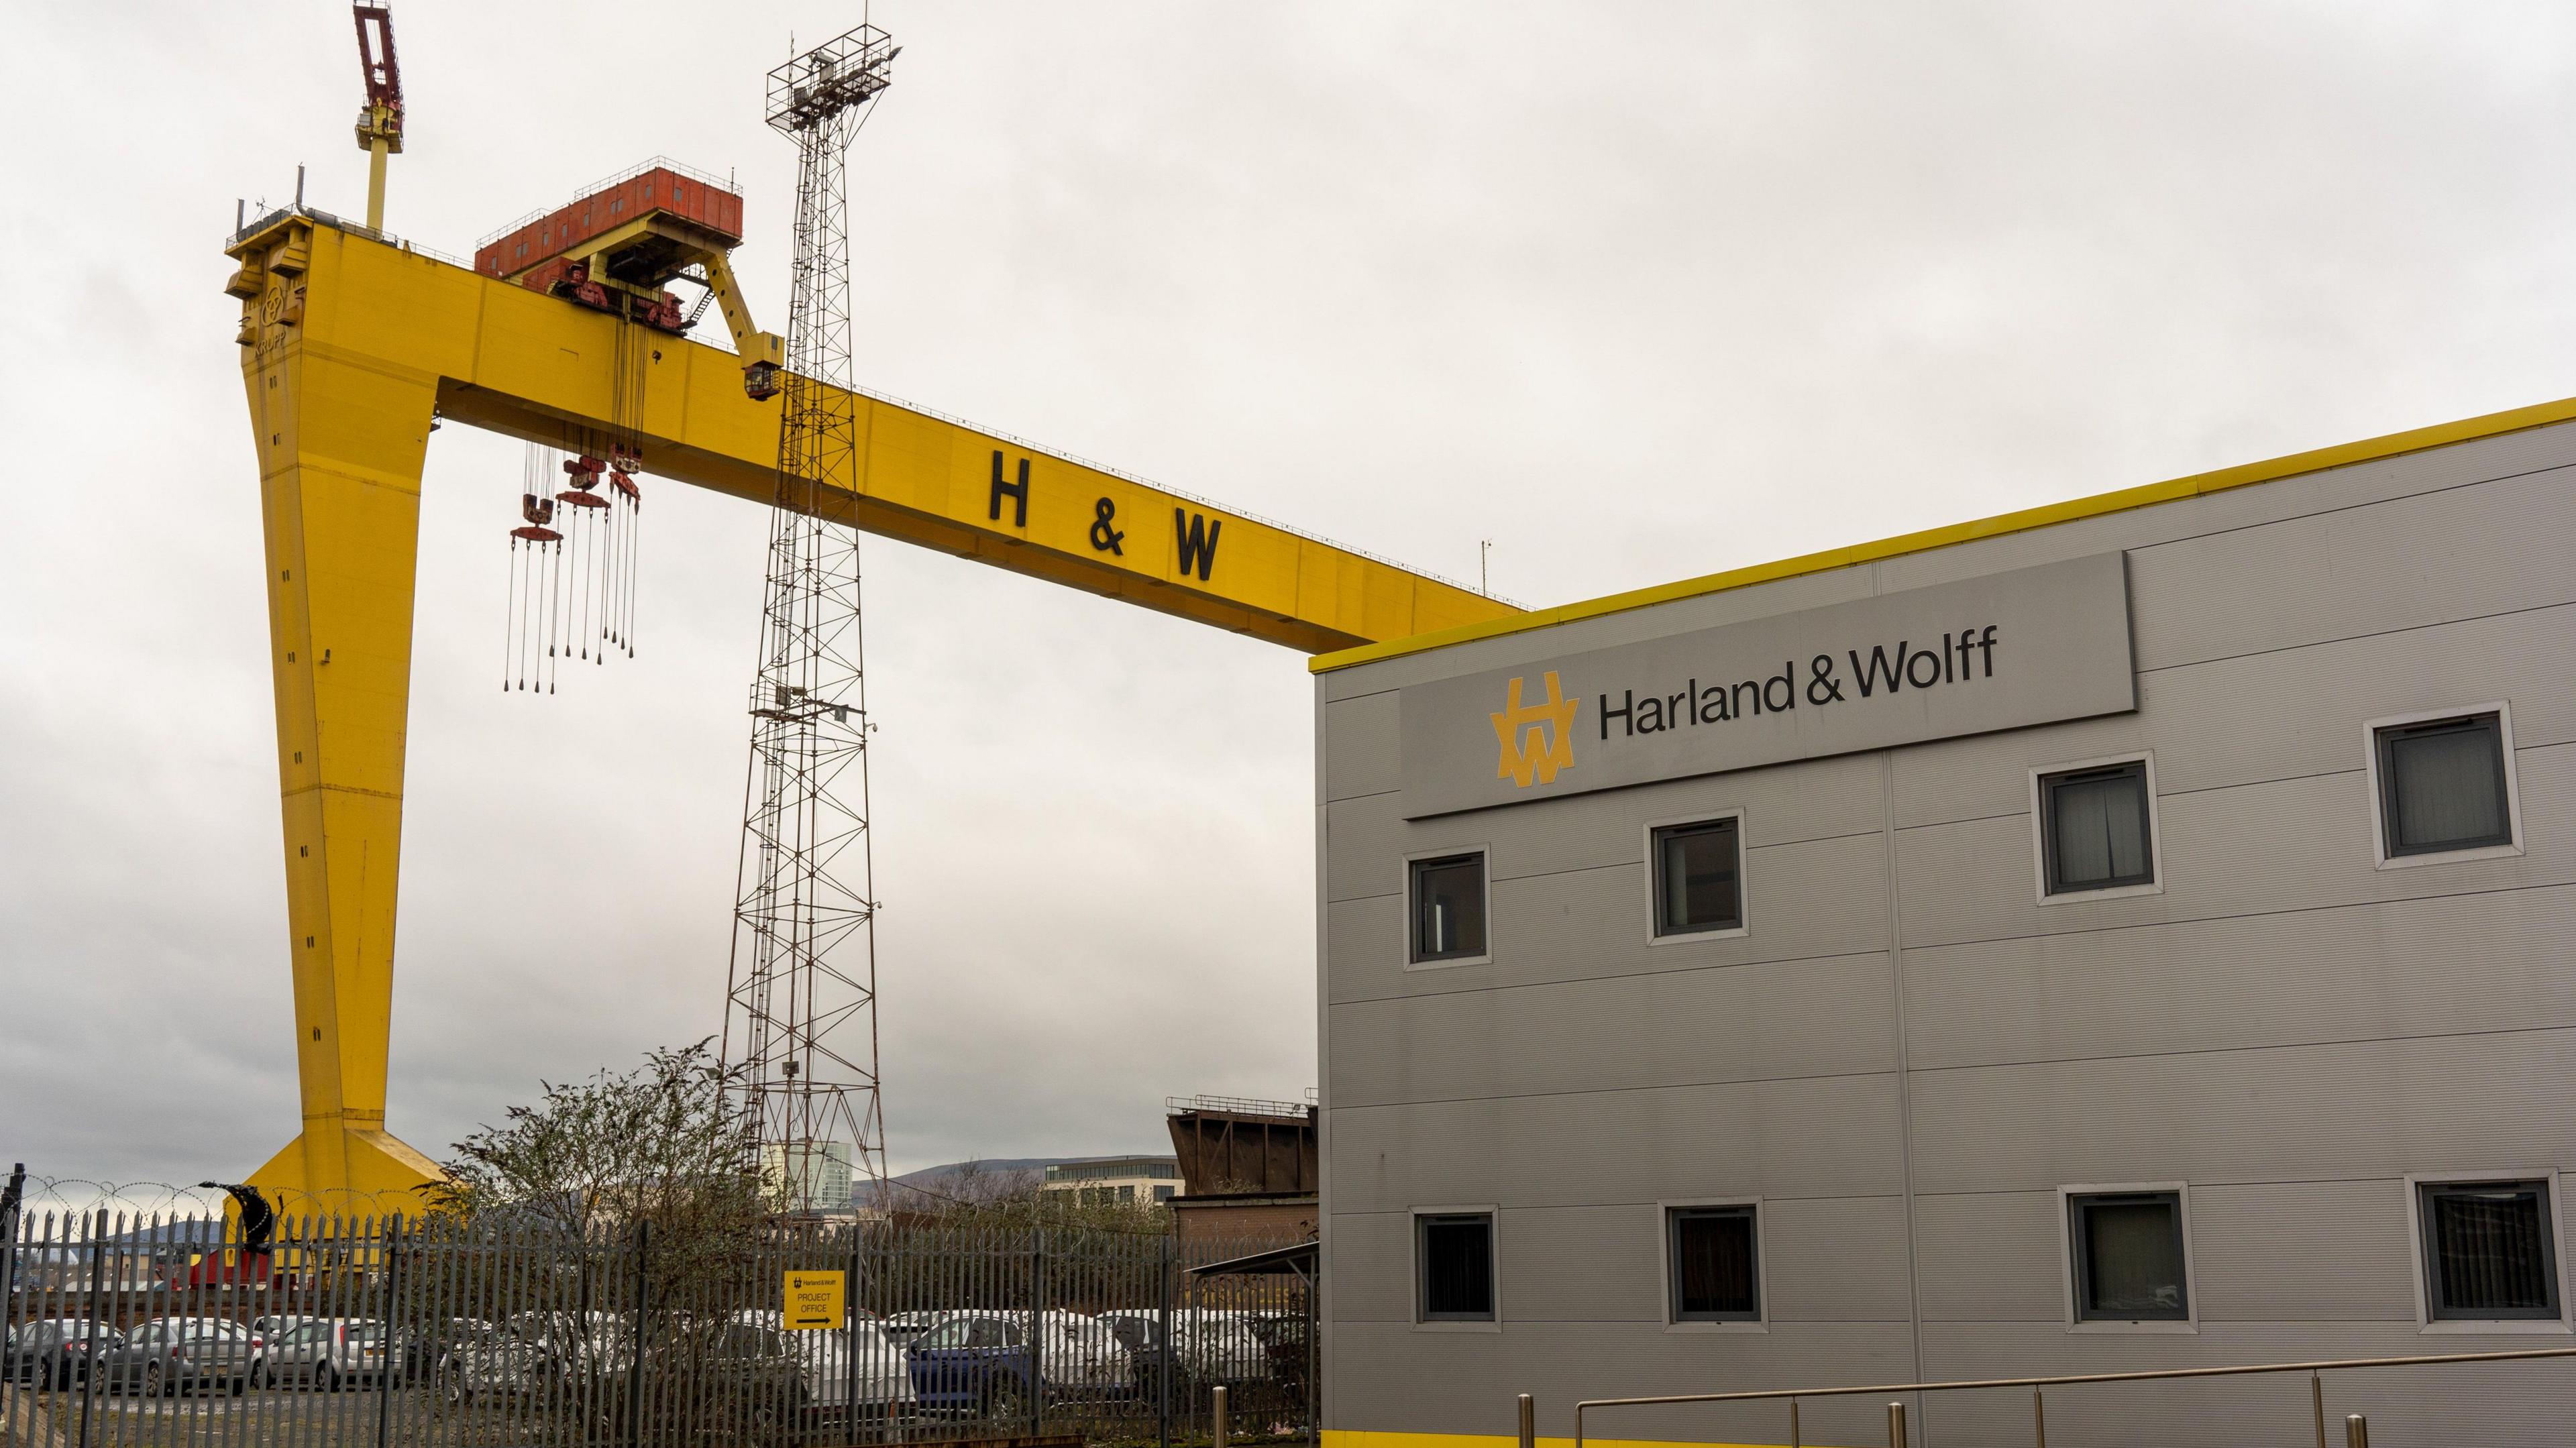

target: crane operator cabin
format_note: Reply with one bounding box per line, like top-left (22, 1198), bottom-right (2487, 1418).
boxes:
top-left (1309, 402), bottom-right (2576, 1447)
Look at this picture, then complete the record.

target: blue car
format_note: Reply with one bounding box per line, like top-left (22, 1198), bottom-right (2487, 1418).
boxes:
top-left (906, 1311), bottom-right (1130, 1418)
top-left (904, 1313), bottom-right (1036, 1418)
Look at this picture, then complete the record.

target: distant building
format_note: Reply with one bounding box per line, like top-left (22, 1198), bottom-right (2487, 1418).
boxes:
top-left (757, 1140), bottom-right (853, 1213)
top-left (1042, 1156), bottom-right (1182, 1206)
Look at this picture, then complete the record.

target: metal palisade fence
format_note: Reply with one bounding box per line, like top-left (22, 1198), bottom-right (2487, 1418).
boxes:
top-left (0, 1211), bottom-right (1311, 1448)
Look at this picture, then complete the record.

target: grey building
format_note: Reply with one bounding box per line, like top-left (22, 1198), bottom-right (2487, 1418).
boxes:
top-left (1313, 401), bottom-right (2576, 1447)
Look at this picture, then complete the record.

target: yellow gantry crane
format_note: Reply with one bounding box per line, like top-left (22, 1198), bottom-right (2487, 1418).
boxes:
top-left (222, 16), bottom-right (1518, 1209)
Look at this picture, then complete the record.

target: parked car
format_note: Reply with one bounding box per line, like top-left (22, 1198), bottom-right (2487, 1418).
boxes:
top-left (1165, 1309), bottom-right (1273, 1386)
top-left (1097, 1308), bottom-right (1276, 1394)
top-left (1244, 1312), bottom-right (1310, 1390)
top-left (506, 1309), bottom-right (629, 1376)
top-left (904, 1310), bottom-right (1128, 1417)
top-left (732, 1309), bottom-right (915, 1421)
top-left (623, 1318), bottom-right (813, 1444)
top-left (96, 1319), bottom-right (254, 1397)
top-left (4, 1321), bottom-right (121, 1388)
top-left (247, 1315), bottom-right (313, 1349)
top-left (903, 1313), bottom-right (1024, 1418)
top-left (258, 1319), bottom-right (400, 1391)
top-left (1097, 1311), bottom-right (1171, 1396)
top-left (426, 1318), bottom-right (561, 1405)
top-left (876, 1311), bottom-right (941, 1346)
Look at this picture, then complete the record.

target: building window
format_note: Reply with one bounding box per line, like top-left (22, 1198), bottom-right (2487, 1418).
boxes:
top-left (2039, 760), bottom-right (2155, 895)
top-left (2376, 713), bottom-right (2514, 858)
top-left (1666, 1205), bottom-right (1760, 1323)
top-left (2418, 1180), bottom-right (2560, 1322)
top-left (1652, 818), bottom-right (1743, 937)
top-left (1417, 1212), bottom-right (1496, 1322)
top-left (2068, 1190), bottom-right (2190, 1322)
top-left (1409, 852), bottom-right (1487, 963)
top-left (1153, 1186), bottom-right (1175, 1203)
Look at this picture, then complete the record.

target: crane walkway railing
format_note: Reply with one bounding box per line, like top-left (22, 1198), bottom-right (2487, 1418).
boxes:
top-left (1532, 1343), bottom-right (2576, 1448)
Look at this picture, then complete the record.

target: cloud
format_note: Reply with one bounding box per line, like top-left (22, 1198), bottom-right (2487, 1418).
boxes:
top-left (5, 0), bottom-right (2574, 1184)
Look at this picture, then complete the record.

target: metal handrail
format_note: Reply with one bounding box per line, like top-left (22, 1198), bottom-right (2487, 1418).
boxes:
top-left (1167, 1093), bottom-right (1318, 1119)
top-left (1564, 1344), bottom-right (2576, 1448)
top-left (474, 154), bottom-right (740, 249)
top-left (227, 201), bottom-right (474, 270)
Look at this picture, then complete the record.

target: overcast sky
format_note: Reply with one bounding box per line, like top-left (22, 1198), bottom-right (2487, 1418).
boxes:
top-left (7, 1), bottom-right (2576, 1200)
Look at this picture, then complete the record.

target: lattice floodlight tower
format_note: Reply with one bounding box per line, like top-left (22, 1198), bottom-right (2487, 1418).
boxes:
top-left (724, 24), bottom-right (902, 1216)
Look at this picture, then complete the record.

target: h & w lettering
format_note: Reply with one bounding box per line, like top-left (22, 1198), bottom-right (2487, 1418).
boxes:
top-left (989, 451), bottom-right (1030, 527)
top-left (1174, 509), bottom-right (1223, 581)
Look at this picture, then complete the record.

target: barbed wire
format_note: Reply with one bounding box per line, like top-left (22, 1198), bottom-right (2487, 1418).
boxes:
top-left (2, 1177), bottom-right (415, 1225)
top-left (0, 1174), bottom-right (1171, 1234)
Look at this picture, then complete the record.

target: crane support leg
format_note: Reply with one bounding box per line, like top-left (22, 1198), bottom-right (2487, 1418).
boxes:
top-left (235, 217), bottom-right (443, 1209)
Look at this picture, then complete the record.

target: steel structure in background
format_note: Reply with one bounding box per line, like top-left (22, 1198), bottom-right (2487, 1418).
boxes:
top-left (724, 25), bottom-right (904, 1215)
top-left (1165, 1099), bottom-right (1319, 1198)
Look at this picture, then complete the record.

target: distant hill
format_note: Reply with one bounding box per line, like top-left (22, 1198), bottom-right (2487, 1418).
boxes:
top-left (877, 1156), bottom-right (1158, 1210)
top-left (888, 1158), bottom-right (1075, 1186)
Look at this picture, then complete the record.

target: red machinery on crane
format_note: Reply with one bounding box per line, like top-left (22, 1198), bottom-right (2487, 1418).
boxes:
top-left (352, 3), bottom-right (403, 232)
top-left (472, 162), bottom-right (786, 399)
top-left (472, 158), bottom-right (794, 695)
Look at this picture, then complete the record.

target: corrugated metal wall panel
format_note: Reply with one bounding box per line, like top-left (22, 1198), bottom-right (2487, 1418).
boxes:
top-left (1497, 1204), bottom-right (1668, 1323)
top-left (1872, 425), bottom-right (2576, 597)
top-left (1907, 1027), bottom-right (2576, 1193)
top-left (1904, 883), bottom-right (2576, 1072)
top-left (1913, 1188), bottom-right (2067, 1323)
top-left (1917, 1323), bottom-right (2576, 1445)
top-left (1758, 1195), bottom-right (1917, 1323)
top-left (1324, 688), bottom-right (1401, 803)
top-left (1460, 753), bottom-right (1890, 867)
top-left (1328, 1317), bottom-right (1917, 1441)
top-left (2188, 1179), bottom-right (2417, 1322)
top-left (1326, 1073), bottom-right (1907, 1213)
top-left (1321, 759), bottom-right (1886, 902)
top-left (1323, 891), bottom-right (1406, 1005)
top-left (1326, 831), bottom-right (1892, 1007)
top-left (1892, 746), bottom-right (2573, 951)
top-left (2127, 463), bottom-right (2576, 672)
top-left (1327, 950), bottom-right (1895, 1107)
top-left (1327, 1209), bottom-right (1417, 1323)
top-left (1890, 597), bottom-right (2576, 828)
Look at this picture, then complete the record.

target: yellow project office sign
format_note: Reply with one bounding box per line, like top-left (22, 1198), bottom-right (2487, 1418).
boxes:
top-left (784, 1270), bottom-right (845, 1330)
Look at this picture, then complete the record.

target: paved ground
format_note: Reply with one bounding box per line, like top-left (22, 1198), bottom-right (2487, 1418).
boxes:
top-left (1, 1382), bottom-right (1308, 1448)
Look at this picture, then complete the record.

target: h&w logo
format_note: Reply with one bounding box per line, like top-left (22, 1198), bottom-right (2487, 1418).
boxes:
top-left (1490, 671), bottom-right (1579, 788)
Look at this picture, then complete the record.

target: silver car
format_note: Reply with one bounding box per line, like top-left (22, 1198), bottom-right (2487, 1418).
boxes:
top-left (97, 1319), bottom-right (253, 1396)
top-left (5, 1320), bottom-right (119, 1388)
top-left (433, 1319), bottom-right (559, 1404)
top-left (258, 1319), bottom-right (399, 1391)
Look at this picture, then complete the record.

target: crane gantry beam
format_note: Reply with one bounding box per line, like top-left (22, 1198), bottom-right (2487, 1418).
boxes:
top-left (222, 211), bottom-right (1519, 1207)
